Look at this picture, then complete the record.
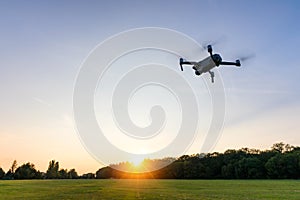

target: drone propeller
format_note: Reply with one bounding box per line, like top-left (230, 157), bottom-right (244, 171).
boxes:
top-left (238, 53), bottom-right (256, 62)
top-left (202, 35), bottom-right (227, 51)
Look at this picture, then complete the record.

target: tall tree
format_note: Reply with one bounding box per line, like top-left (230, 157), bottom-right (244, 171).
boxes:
top-left (9, 160), bottom-right (17, 174)
top-left (4, 160), bottom-right (18, 180)
top-left (46, 160), bottom-right (59, 179)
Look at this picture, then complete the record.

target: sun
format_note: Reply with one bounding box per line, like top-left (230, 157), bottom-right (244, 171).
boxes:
top-left (130, 156), bottom-right (144, 167)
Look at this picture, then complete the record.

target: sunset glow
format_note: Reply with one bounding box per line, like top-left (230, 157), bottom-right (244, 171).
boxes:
top-left (0, 1), bottom-right (299, 175)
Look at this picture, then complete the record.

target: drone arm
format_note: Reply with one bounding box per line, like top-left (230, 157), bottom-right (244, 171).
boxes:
top-left (220, 60), bottom-right (241, 67)
top-left (220, 61), bottom-right (237, 65)
top-left (180, 61), bottom-right (197, 71)
top-left (181, 61), bottom-right (197, 65)
top-left (179, 58), bottom-right (198, 71)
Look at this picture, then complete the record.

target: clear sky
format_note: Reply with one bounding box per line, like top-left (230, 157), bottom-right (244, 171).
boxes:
top-left (0, 0), bottom-right (300, 174)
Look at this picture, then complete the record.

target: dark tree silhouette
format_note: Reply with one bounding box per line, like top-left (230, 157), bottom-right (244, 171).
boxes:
top-left (46, 160), bottom-right (59, 179)
top-left (3, 160), bottom-right (18, 180)
top-left (81, 173), bottom-right (95, 179)
top-left (271, 142), bottom-right (285, 153)
top-left (58, 169), bottom-right (68, 179)
top-left (95, 142), bottom-right (300, 180)
top-left (0, 167), bottom-right (5, 179)
top-left (67, 169), bottom-right (79, 179)
top-left (1, 143), bottom-right (300, 180)
top-left (14, 163), bottom-right (41, 179)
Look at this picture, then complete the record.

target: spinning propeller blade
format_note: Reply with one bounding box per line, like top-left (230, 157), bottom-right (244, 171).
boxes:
top-left (238, 53), bottom-right (256, 62)
top-left (202, 35), bottom-right (227, 50)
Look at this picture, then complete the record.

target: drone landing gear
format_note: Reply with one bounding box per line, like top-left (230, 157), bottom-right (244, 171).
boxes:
top-left (209, 71), bottom-right (214, 83)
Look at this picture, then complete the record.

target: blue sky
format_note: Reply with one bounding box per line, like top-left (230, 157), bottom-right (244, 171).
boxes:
top-left (0, 0), bottom-right (300, 173)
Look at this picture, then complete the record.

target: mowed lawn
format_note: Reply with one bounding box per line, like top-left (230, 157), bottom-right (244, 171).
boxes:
top-left (0, 179), bottom-right (299, 200)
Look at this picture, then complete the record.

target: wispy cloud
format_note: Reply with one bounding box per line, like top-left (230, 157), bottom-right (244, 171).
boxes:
top-left (32, 97), bottom-right (52, 107)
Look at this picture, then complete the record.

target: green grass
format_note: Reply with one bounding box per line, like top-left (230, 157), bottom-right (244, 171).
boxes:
top-left (0, 179), bottom-right (299, 200)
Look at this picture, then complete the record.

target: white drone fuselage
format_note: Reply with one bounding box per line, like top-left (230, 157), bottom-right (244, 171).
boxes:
top-left (179, 45), bottom-right (241, 83)
top-left (193, 56), bottom-right (216, 74)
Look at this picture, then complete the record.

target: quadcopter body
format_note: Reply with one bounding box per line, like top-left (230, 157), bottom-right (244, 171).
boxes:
top-left (179, 45), bottom-right (241, 83)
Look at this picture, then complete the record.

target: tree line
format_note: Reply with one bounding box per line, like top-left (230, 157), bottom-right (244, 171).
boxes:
top-left (95, 142), bottom-right (300, 179)
top-left (0, 160), bottom-right (94, 180)
top-left (1, 143), bottom-right (299, 180)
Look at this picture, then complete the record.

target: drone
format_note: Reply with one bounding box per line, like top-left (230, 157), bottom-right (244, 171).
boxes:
top-left (179, 45), bottom-right (241, 83)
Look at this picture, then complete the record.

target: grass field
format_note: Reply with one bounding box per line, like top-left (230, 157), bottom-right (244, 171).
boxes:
top-left (0, 179), bottom-right (299, 200)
